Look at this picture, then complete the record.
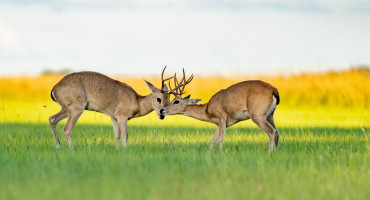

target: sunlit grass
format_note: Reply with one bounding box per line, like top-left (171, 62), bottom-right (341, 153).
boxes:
top-left (1, 100), bottom-right (369, 128)
top-left (0, 124), bottom-right (368, 200)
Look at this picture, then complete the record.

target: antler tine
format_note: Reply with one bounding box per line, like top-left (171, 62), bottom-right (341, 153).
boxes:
top-left (186, 74), bottom-right (194, 84)
top-left (161, 65), bottom-right (167, 80)
top-left (161, 65), bottom-right (167, 90)
top-left (176, 68), bottom-right (185, 94)
top-left (181, 68), bottom-right (186, 85)
top-left (174, 68), bottom-right (194, 96)
top-left (174, 73), bottom-right (179, 94)
top-left (168, 79), bottom-right (176, 95)
top-left (168, 73), bottom-right (182, 96)
top-left (182, 69), bottom-right (194, 93)
top-left (181, 68), bottom-right (194, 85)
top-left (161, 65), bottom-right (175, 91)
top-left (167, 68), bottom-right (194, 96)
top-left (162, 76), bottom-right (174, 82)
top-left (168, 75), bottom-right (173, 91)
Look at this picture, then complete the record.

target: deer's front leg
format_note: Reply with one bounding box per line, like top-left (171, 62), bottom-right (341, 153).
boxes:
top-left (118, 117), bottom-right (128, 149)
top-left (210, 120), bottom-right (227, 150)
top-left (111, 117), bottom-right (121, 150)
top-left (218, 120), bottom-right (227, 150)
top-left (210, 127), bottom-right (220, 150)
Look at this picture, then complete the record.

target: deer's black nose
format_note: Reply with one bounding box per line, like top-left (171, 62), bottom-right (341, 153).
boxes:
top-left (160, 109), bottom-right (165, 114)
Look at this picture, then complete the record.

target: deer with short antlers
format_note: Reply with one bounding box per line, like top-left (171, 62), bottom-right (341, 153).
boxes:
top-left (49, 67), bottom-right (174, 149)
top-left (161, 69), bottom-right (280, 152)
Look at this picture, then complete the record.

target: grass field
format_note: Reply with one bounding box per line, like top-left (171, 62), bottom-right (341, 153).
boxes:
top-left (0, 122), bottom-right (368, 200)
top-left (0, 68), bottom-right (369, 199)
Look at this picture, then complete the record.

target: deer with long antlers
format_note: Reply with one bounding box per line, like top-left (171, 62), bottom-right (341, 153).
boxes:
top-left (49, 67), bottom-right (173, 149)
top-left (161, 69), bottom-right (280, 152)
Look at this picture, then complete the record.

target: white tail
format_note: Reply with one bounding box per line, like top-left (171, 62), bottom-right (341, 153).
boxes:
top-left (49, 67), bottom-right (174, 149)
top-left (161, 70), bottom-right (280, 152)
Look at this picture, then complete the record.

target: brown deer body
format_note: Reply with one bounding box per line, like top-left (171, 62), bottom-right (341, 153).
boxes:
top-left (49, 68), bottom-right (173, 149)
top-left (162, 72), bottom-right (280, 152)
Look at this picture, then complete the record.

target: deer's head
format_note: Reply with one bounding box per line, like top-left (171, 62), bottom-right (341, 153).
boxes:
top-left (160, 68), bottom-right (202, 115)
top-left (144, 66), bottom-right (174, 120)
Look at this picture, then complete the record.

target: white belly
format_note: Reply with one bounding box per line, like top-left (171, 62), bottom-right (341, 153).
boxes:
top-left (233, 110), bottom-right (251, 120)
top-left (86, 102), bottom-right (111, 116)
top-left (226, 110), bottom-right (251, 127)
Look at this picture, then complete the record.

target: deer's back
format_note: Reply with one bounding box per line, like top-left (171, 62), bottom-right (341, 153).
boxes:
top-left (52, 72), bottom-right (139, 114)
top-left (206, 80), bottom-right (278, 118)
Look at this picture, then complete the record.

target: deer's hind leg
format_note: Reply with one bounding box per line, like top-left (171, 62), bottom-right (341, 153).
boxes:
top-left (63, 108), bottom-right (84, 149)
top-left (62, 97), bottom-right (87, 149)
top-left (251, 114), bottom-right (277, 152)
top-left (53, 84), bottom-right (87, 149)
top-left (267, 110), bottom-right (279, 149)
top-left (248, 94), bottom-right (278, 152)
top-left (63, 110), bottom-right (84, 149)
top-left (49, 108), bottom-right (68, 149)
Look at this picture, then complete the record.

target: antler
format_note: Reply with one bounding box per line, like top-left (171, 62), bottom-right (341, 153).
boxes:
top-left (177, 68), bottom-right (194, 95)
top-left (168, 73), bottom-right (180, 96)
top-left (161, 65), bottom-right (174, 92)
top-left (168, 68), bottom-right (194, 96)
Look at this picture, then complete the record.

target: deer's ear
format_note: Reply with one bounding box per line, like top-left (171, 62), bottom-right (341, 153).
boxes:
top-left (144, 80), bottom-right (160, 92)
top-left (184, 95), bottom-right (191, 99)
top-left (188, 99), bottom-right (202, 105)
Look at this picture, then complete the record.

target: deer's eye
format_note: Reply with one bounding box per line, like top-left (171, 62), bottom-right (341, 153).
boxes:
top-left (173, 100), bottom-right (180, 105)
top-left (157, 98), bottom-right (162, 104)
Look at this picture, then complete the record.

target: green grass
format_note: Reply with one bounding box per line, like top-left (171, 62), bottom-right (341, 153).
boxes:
top-left (0, 122), bottom-right (369, 200)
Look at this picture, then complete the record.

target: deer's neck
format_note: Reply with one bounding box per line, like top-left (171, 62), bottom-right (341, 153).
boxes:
top-left (184, 104), bottom-right (210, 123)
top-left (137, 94), bottom-right (154, 117)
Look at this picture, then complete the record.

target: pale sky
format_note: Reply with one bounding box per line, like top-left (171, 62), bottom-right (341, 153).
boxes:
top-left (0, 0), bottom-right (370, 76)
